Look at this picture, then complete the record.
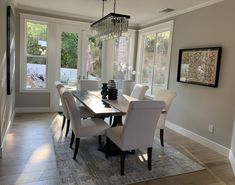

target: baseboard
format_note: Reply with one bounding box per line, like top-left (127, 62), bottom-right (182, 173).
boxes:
top-left (166, 120), bottom-right (230, 157)
top-left (15, 107), bottom-right (51, 113)
top-left (229, 150), bottom-right (235, 176)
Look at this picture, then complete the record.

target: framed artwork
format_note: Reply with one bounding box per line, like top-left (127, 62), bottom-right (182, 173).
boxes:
top-left (6, 5), bottom-right (15, 95)
top-left (177, 47), bottom-right (222, 87)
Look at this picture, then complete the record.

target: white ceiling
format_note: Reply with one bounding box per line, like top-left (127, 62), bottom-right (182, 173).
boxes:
top-left (13, 0), bottom-right (223, 26)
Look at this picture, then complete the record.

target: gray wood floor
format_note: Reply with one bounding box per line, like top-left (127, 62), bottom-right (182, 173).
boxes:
top-left (0, 113), bottom-right (234, 185)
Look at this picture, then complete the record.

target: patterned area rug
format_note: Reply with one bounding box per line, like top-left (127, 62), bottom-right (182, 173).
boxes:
top-left (51, 121), bottom-right (204, 185)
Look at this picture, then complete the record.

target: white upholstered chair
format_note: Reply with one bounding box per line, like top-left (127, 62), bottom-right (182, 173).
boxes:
top-left (54, 81), bottom-right (94, 137)
top-left (122, 80), bottom-right (135, 96)
top-left (79, 79), bottom-right (99, 91)
top-left (106, 100), bottom-right (165, 175)
top-left (155, 90), bottom-right (177, 146)
top-left (130, 84), bottom-right (149, 100)
top-left (63, 90), bottom-right (110, 159)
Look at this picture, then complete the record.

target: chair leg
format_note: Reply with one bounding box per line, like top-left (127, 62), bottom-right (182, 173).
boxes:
top-left (65, 119), bottom-right (70, 137)
top-left (160, 129), bottom-right (164, 147)
top-left (70, 131), bottom-right (75, 148)
top-left (98, 135), bottom-right (102, 145)
top-left (147, 147), bottom-right (152, 170)
top-left (109, 116), bottom-right (113, 125)
top-left (120, 151), bottom-right (125, 176)
top-left (61, 115), bottom-right (66, 130)
top-left (105, 137), bottom-right (110, 159)
top-left (73, 138), bottom-right (80, 160)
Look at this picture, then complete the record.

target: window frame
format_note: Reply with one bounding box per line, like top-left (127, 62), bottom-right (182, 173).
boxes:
top-left (20, 16), bottom-right (50, 92)
top-left (136, 21), bottom-right (174, 97)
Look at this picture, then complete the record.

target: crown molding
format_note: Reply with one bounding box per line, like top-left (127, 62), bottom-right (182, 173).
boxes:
top-left (16, 5), bottom-right (139, 28)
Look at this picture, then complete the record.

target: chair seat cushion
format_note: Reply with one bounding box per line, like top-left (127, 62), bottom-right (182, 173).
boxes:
top-left (106, 126), bottom-right (123, 148)
top-left (78, 118), bottom-right (110, 137)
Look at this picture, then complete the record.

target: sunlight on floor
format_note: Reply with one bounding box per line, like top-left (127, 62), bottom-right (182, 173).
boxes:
top-left (29, 144), bottom-right (52, 163)
top-left (138, 153), bottom-right (148, 162)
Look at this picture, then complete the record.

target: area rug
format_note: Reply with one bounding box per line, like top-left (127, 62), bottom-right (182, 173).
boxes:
top-left (51, 121), bottom-right (204, 185)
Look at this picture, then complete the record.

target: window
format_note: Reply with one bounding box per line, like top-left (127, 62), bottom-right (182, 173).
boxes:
top-left (25, 20), bottom-right (48, 89)
top-left (138, 21), bottom-right (173, 96)
top-left (87, 37), bottom-right (102, 81)
top-left (113, 34), bottom-right (135, 90)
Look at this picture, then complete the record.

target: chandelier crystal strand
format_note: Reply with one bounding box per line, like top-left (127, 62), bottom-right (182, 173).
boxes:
top-left (91, 0), bottom-right (130, 41)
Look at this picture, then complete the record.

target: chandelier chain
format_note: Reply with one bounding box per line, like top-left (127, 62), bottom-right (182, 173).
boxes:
top-left (113, 0), bottom-right (116, 13)
top-left (102, 0), bottom-right (105, 17)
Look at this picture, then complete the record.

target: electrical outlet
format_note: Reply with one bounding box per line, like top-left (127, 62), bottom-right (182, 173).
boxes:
top-left (208, 124), bottom-right (214, 133)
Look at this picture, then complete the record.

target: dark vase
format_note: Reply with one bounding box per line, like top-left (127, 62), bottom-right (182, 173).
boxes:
top-left (101, 83), bottom-right (108, 99)
top-left (108, 80), bottom-right (116, 89)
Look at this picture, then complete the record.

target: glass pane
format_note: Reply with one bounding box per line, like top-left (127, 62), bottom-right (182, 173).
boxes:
top-left (60, 32), bottom-right (78, 90)
top-left (26, 56), bottom-right (47, 89)
top-left (141, 34), bottom-right (156, 95)
top-left (113, 36), bottom-right (130, 90)
top-left (26, 21), bottom-right (47, 56)
top-left (152, 31), bottom-right (170, 94)
top-left (87, 37), bottom-right (102, 81)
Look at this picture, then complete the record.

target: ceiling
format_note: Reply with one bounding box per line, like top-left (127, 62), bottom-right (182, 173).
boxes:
top-left (13, 0), bottom-right (223, 26)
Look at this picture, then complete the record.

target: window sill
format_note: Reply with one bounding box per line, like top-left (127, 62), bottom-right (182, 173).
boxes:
top-left (20, 89), bottom-right (50, 93)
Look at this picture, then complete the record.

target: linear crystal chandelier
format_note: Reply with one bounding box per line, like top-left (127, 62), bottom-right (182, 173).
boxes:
top-left (91, 0), bottom-right (130, 41)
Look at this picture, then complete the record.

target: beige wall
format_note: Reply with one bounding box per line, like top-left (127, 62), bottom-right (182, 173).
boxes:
top-left (165, 0), bottom-right (235, 148)
top-left (0, 0), bottom-right (15, 151)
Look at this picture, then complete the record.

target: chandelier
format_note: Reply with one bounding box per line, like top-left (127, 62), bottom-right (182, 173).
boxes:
top-left (90, 0), bottom-right (130, 41)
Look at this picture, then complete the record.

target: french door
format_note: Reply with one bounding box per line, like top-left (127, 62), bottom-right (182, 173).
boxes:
top-left (53, 25), bottom-right (84, 112)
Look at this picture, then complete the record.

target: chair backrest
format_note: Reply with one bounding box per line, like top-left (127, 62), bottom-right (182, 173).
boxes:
top-left (121, 100), bottom-right (165, 150)
top-left (155, 90), bottom-right (176, 111)
top-left (62, 90), bottom-right (81, 137)
top-left (122, 80), bottom-right (135, 96)
top-left (54, 81), bottom-right (70, 119)
top-left (130, 84), bottom-right (149, 100)
top-left (155, 90), bottom-right (176, 129)
top-left (80, 79), bottom-right (99, 91)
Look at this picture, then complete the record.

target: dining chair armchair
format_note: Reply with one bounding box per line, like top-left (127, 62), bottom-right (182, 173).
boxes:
top-left (63, 90), bottom-right (110, 159)
top-left (130, 84), bottom-right (149, 100)
top-left (155, 90), bottom-right (177, 147)
top-left (54, 81), bottom-right (94, 137)
top-left (79, 79), bottom-right (99, 91)
top-left (106, 100), bottom-right (165, 175)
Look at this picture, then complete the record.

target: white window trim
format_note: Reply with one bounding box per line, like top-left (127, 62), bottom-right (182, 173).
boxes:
top-left (20, 15), bottom-right (50, 92)
top-left (136, 20), bottom-right (174, 97)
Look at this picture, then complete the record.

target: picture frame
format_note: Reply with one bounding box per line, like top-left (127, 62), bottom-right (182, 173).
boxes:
top-left (177, 47), bottom-right (222, 87)
top-left (6, 5), bottom-right (15, 95)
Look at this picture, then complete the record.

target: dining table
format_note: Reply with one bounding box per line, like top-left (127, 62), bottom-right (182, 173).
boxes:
top-left (72, 90), bottom-right (138, 126)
